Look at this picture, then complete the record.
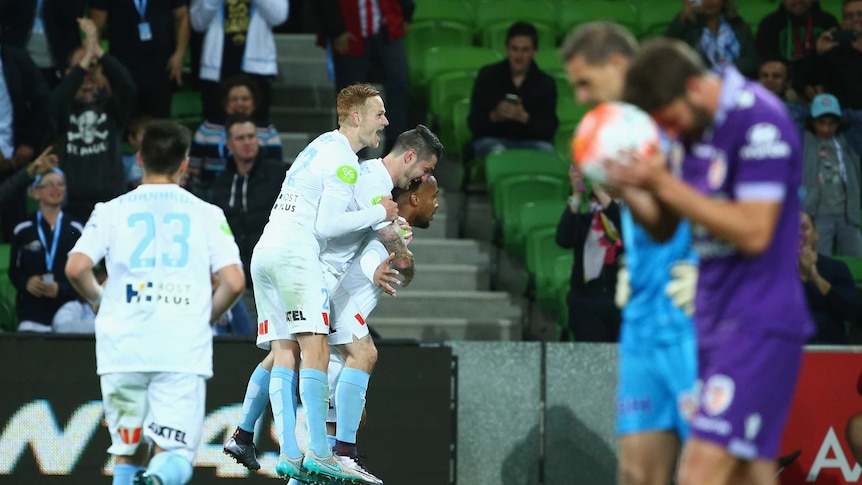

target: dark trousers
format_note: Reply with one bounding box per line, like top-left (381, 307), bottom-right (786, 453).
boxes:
top-left (566, 290), bottom-right (621, 343)
top-left (332, 29), bottom-right (409, 152)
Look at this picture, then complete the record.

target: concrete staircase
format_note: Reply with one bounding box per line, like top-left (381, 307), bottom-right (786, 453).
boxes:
top-left (271, 34), bottom-right (524, 341)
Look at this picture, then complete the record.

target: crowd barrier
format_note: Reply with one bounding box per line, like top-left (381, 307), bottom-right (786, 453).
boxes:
top-left (1, 336), bottom-right (859, 484)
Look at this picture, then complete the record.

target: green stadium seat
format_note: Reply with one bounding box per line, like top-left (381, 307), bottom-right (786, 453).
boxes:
top-left (507, 199), bottom-right (566, 259)
top-left (556, 277), bottom-right (572, 340)
top-left (554, 122), bottom-right (577, 161)
top-left (533, 47), bottom-right (564, 75)
top-left (523, 226), bottom-right (570, 309)
top-left (493, 174), bottom-right (569, 255)
top-left (428, 70), bottom-right (478, 149)
top-left (481, 20), bottom-right (558, 55)
top-left (834, 256), bottom-right (862, 286)
top-left (637, 1), bottom-right (679, 38)
top-left (475, 1), bottom-right (557, 35)
top-left (485, 148), bottom-right (569, 194)
top-left (557, 96), bottom-right (591, 126)
top-left (557, 1), bottom-right (640, 39)
top-left (536, 252), bottom-right (574, 312)
top-left (422, 46), bottom-right (502, 88)
top-left (0, 244), bottom-right (17, 332)
top-left (405, 20), bottom-right (474, 96)
top-left (554, 72), bottom-right (573, 104)
top-left (412, 0), bottom-right (474, 27)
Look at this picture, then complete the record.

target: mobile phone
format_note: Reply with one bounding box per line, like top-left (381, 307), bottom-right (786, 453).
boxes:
top-left (833, 29), bottom-right (857, 44)
top-left (504, 93), bottom-right (520, 103)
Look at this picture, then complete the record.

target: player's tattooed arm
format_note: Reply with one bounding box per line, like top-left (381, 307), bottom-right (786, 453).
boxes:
top-left (376, 221), bottom-right (415, 287)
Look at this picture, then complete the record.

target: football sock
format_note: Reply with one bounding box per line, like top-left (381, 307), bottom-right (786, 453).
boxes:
top-left (327, 434), bottom-right (337, 450)
top-left (299, 368), bottom-right (330, 457)
top-left (112, 463), bottom-right (141, 485)
top-left (270, 366), bottom-right (301, 459)
top-left (147, 451), bottom-right (193, 485)
top-left (335, 368), bottom-right (370, 446)
top-left (238, 364), bottom-right (271, 436)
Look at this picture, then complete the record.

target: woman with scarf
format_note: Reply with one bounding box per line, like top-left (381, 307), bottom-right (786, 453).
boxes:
top-left (665, 0), bottom-right (760, 79)
top-left (556, 166), bottom-right (623, 343)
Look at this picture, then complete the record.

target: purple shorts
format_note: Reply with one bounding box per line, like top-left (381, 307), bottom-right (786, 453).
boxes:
top-left (689, 331), bottom-right (805, 460)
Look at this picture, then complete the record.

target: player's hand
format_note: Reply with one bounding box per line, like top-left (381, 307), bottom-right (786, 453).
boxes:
top-left (665, 261), bottom-right (698, 317)
top-left (396, 217), bottom-right (413, 245)
top-left (26, 275), bottom-right (46, 297)
top-left (614, 262), bottom-right (631, 309)
top-left (603, 146), bottom-right (667, 190)
top-left (374, 253), bottom-right (400, 297)
top-left (378, 195), bottom-right (398, 221)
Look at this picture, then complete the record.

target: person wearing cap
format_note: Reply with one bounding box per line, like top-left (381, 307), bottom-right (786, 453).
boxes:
top-left (8, 166), bottom-right (84, 332)
top-left (803, 93), bottom-right (862, 257)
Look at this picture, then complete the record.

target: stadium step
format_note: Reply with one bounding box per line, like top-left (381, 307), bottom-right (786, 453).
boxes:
top-left (399, 264), bottom-right (489, 292)
top-left (366, 317), bottom-right (520, 341)
top-left (408, 238), bottom-right (488, 266)
top-left (372, 290), bottom-right (520, 320)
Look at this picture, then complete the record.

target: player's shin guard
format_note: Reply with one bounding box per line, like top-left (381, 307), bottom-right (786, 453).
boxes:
top-left (270, 366), bottom-right (302, 459)
top-left (147, 451), bottom-right (193, 485)
top-left (299, 368), bottom-right (331, 457)
top-left (239, 364), bottom-right (271, 433)
top-left (335, 368), bottom-right (370, 445)
top-left (113, 463), bottom-right (144, 485)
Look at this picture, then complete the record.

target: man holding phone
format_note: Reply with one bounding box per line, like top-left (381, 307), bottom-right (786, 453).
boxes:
top-left (812, 0), bottom-right (862, 156)
top-left (467, 21), bottom-right (558, 159)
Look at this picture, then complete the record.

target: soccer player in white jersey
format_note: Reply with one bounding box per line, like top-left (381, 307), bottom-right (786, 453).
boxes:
top-left (65, 120), bottom-right (246, 485)
top-left (248, 83), bottom-right (399, 484)
top-left (225, 126), bottom-right (441, 485)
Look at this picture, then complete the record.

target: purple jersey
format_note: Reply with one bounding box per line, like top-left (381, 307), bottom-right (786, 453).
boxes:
top-left (680, 67), bottom-right (814, 347)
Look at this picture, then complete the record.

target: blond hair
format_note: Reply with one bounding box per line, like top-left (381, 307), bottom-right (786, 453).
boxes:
top-left (336, 83), bottom-right (381, 125)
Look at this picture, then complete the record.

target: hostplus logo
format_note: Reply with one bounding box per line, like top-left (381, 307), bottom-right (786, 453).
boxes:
top-left (126, 281), bottom-right (192, 305)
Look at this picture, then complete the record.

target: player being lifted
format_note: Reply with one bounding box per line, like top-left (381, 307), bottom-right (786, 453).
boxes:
top-left (236, 83), bottom-right (399, 484)
top-left (65, 120), bottom-right (246, 485)
top-left (562, 22), bottom-right (698, 485)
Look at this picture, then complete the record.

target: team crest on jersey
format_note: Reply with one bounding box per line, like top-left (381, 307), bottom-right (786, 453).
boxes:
top-left (703, 374), bottom-right (735, 416)
top-left (336, 166), bottom-right (358, 184)
top-left (708, 154), bottom-right (727, 190)
top-left (740, 123), bottom-right (790, 160)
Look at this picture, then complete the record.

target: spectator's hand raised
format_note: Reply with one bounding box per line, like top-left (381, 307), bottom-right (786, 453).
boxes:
top-left (26, 146), bottom-right (58, 178)
top-left (817, 28), bottom-right (840, 54)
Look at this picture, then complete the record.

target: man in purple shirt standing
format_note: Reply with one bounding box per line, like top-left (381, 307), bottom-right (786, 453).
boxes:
top-left (605, 38), bottom-right (814, 485)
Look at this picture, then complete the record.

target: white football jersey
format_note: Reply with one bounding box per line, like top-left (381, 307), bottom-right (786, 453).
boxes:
top-left (70, 184), bottom-right (241, 377)
top-left (320, 158), bottom-right (394, 275)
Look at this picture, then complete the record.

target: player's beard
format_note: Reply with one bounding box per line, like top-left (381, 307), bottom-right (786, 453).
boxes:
top-left (681, 99), bottom-right (713, 145)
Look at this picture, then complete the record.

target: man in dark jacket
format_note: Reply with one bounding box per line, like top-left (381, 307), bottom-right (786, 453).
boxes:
top-left (211, 113), bottom-right (285, 285)
top-left (756, 0), bottom-right (838, 98)
top-left (468, 21), bottom-right (558, 159)
top-left (49, 18), bottom-right (136, 224)
top-left (800, 211), bottom-right (860, 344)
top-left (0, 44), bottom-right (50, 241)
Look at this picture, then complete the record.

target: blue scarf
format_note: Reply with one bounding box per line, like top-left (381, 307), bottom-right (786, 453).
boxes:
top-left (699, 17), bottom-right (740, 71)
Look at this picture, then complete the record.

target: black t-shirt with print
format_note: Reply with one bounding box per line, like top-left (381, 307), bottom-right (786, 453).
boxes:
top-left (221, 0), bottom-right (250, 78)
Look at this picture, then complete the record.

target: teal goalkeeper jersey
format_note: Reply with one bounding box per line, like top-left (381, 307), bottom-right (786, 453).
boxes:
top-left (619, 206), bottom-right (696, 348)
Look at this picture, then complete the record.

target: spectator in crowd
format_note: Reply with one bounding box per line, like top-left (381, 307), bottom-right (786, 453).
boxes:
top-left (188, 74), bottom-right (282, 197)
top-left (802, 94), bottom-right (862, 257)
top-left (0, 43), bottom-right (51, 242)
top-left (799, 211), bottom-right (860, 344)
top-left (664, 0), bottom-right (759, 78)
top-left (52, 262), bottom-right (108, 334)
top-left (9, 167), bottom-right (83, 332)
top-left (811, 0), bottom-right (862, 156)
top-left (2, 0), bottom-right (87, 89)
top-left (556, 166), bottom-right (622, 342)
top-left (210, 113), bottom-right (285, 286)
top-left (90, 0), bottom-right (189, 120)
top-left (50, 18), bottom-right (135, 224)
top-left (121, 116), bottom-right (150, 191)
top-left (0, 146), bottom-right (57, 206)
top-left (190, 0), bottom-right (289, 124)
top-left (758, 58), bottom-right (809, 132)
top-left (756, 0), bottom-right (838, 99)
top-left (313, 0), bottom-right (414, 153)
top-left (468, 21), bottom-right (558, 160)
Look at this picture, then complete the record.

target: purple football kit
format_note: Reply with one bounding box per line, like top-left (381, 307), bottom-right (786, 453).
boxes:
top-left (680, 67), bottom-right (814, 459)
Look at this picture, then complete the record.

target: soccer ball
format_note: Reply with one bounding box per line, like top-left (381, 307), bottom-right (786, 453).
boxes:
top-left (571, 102), bottom-right (660, 184)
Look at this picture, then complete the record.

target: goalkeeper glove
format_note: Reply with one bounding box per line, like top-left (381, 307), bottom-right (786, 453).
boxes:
top-left (665, 261), bottom-right (698, 317)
